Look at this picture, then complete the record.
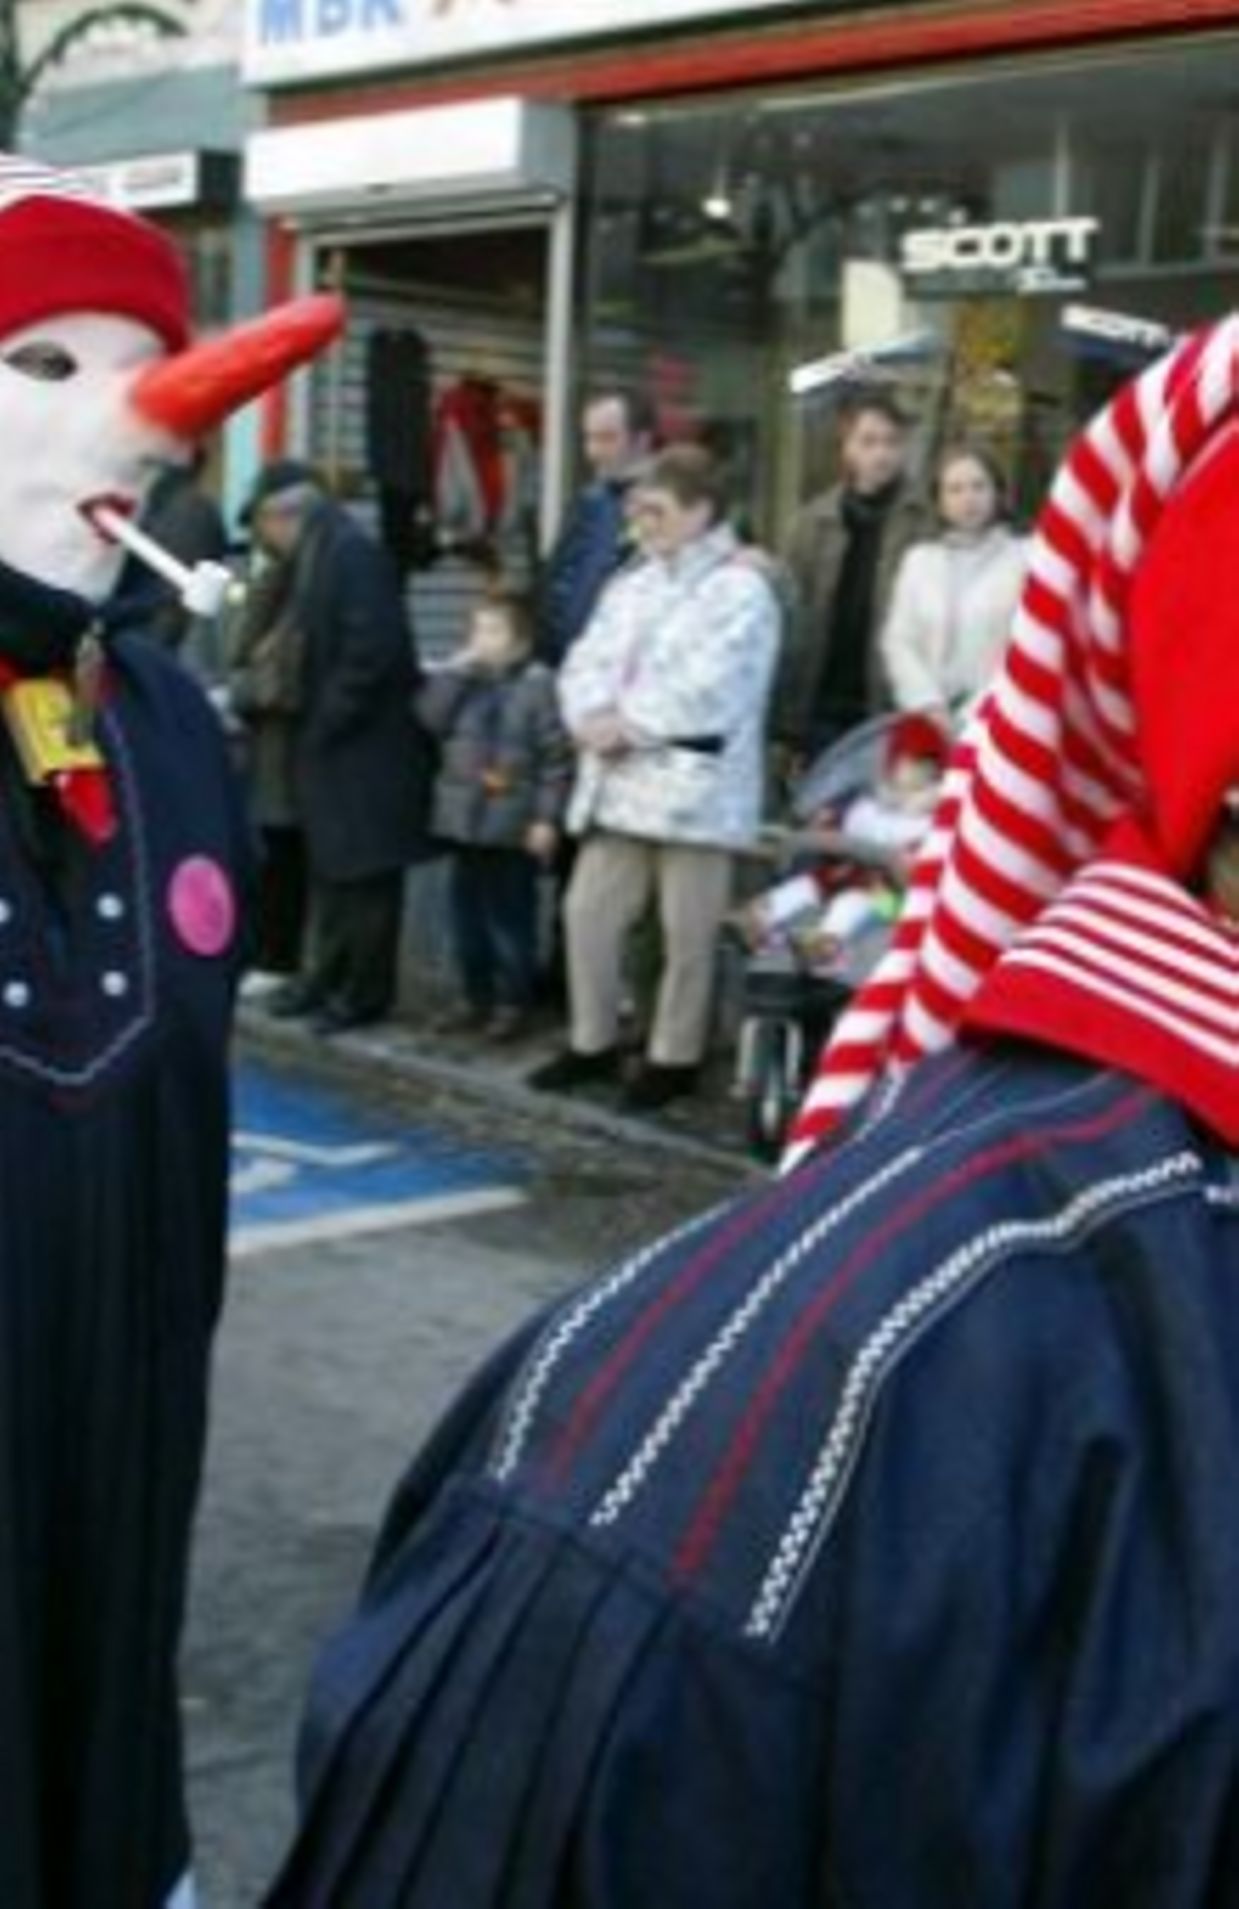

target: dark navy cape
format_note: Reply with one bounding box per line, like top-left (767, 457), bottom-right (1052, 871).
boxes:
top-left (0, 629), bottom-right (247, 1907)
top-left (269, 1045), bottom-right (1239, 1908)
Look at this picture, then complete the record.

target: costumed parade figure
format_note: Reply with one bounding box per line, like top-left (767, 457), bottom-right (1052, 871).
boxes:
top-left (270, 325), bottom-right (1239, 1906)
top-left (0, 158), bottom-right (341, 1909)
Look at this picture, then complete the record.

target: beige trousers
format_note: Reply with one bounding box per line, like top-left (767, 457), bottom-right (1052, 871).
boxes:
top-left (565, 833), bottom-right (734, 1066)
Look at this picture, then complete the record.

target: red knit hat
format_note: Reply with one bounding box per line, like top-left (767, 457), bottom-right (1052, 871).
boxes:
top-left (0, 160), bottom-right (188, 351)
top-left (885, 712), bottom-right (951, 773)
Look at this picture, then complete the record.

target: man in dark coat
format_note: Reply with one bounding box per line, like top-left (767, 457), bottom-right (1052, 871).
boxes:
top-left (252, 462), bottom-right (432, 1033)
top-left (538, 387), bottom-right (654, 667)
top-left (267, 322), bottom-right (1239, 1907)
top-left (537, 389), bottom-right (656, 1002)
top-left (227, 546), bottom-right (309, 977)
top-left (776, 389), bottom-right (930, 757)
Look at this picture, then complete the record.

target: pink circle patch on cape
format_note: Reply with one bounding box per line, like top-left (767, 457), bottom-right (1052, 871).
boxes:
top-left (169, 856), bottom-right (236, 957)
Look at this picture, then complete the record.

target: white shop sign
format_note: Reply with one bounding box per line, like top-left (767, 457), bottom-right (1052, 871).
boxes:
top-left (244, 0), bottom-right (818, 88)
top-left (244, 97), bottom-right (576, 211)
top-left (1060, 303), bottom-right (1174, 356)
top-left (71, 151), bottom-right (202, 211)
top-left (901, 217), bottom-right (1100, 298)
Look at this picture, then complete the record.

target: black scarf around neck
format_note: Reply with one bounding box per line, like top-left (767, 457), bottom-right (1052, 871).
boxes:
top-left (0, 556), bottom-right (109, 675)
top-left (813, 480), bottom-right (903, 736)
top-left (840, 476), bottom-right (902, 534)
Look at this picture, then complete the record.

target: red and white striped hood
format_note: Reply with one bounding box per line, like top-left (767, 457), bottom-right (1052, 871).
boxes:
top-left (788, 319), bottom-right (1239, 1163)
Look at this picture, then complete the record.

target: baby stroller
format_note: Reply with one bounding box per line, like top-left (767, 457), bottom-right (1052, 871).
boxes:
top-left (734, 715), bottom-right (935, 1160)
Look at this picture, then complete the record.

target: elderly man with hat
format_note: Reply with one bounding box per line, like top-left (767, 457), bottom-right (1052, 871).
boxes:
top-left (245, 458), bottom-right (432, 1034)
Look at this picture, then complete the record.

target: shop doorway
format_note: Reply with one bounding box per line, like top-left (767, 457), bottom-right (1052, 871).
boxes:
top-left (309, 221), bottom-right (550, 659)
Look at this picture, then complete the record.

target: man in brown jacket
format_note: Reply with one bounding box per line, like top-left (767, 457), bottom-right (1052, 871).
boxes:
top-left (775, 390), bottom-right (931, 758)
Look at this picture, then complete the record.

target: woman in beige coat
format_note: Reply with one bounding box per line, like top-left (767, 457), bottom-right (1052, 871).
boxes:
top-left (881, 445), bottom-right (1026, 724)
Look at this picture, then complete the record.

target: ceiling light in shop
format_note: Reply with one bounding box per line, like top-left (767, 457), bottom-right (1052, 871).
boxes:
top-left (702, 148), bottom-right (735, 225)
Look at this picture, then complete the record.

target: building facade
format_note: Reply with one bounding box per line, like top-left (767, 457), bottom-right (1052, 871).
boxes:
top-left (240, 0), bottom-right (1239, 635)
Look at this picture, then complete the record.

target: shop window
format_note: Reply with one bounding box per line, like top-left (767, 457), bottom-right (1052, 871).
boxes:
top-left (580, 37), bottom-right (1239, 548)
top-left (1151, 126), bottom-right (1217, 265)
top-left (1213, 125), bottom-right (1239, 266)
top-left (187, 224), bottom-right (233, 332)
top-left (1078, 136), bottom-right (1148, 266)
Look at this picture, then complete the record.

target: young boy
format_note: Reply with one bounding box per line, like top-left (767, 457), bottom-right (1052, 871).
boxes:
top-left (418, 593), bottom-right (572, 1038)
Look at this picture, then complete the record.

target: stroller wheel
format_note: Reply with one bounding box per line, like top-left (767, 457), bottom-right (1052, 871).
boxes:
top-left (745, 1018), bottom-right (804, 1162)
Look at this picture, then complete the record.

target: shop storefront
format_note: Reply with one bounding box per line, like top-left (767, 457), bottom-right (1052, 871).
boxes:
top-left (241, 0), bottom-right (1239, 617)
top-left (245, 93), bottom-right (576, 645)
top-left (580, 33), bottom-right (1239, 536)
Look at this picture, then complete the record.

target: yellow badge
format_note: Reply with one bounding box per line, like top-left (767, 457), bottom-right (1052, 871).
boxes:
top-left (1, 677), bottom-right (104, 783)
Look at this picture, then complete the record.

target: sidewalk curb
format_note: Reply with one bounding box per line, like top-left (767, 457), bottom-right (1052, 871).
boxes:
top-left (238, 1009), bottom-right (766, 1180)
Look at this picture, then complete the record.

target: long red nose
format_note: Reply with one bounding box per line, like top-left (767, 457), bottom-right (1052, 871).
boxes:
top-left (129, 294), bottom-right (345, 439)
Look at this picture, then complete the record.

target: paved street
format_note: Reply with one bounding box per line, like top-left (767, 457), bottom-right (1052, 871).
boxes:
top-left (231, 1058), bottom-right (527, 1255)
top-left (186, 1046), bottom-right (747, 1906)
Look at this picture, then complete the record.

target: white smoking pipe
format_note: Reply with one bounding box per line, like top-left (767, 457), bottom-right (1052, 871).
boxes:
top-left (92, 504), bottom-right (236, 618)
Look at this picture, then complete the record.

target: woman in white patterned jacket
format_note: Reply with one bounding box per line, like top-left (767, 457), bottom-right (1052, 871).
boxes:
top-left (531, 444), bottom-right (781, 1111)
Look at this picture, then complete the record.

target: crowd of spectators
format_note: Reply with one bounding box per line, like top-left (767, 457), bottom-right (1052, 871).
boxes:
top-left (192, 380), bottom-right (1030, 1114)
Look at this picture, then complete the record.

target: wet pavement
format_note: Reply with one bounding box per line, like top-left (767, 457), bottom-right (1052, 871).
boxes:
top-left (186, 1037), bottom-right (755, 1905)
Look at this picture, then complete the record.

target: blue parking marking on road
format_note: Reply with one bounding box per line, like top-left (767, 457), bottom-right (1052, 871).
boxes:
top-left (231, 1059), bottom-right (526, 1257)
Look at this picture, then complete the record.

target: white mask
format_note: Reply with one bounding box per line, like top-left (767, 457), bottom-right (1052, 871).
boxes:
top-left (0, 310), bottom-right (179, 601)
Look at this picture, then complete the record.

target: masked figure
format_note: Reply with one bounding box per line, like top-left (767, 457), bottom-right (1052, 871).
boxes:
top-left (0, 157), bottom-right (340, 1909)
top-left (269, 328), bottom-right (1239, 1906)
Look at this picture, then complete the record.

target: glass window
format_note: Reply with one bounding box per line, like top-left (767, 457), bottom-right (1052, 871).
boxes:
top-left (1151, 125), bottom-right (1216, 264)
top-left (579, 38), bottom-right (1239, 542)
top-left (182, 220), bottom-right (234, 331)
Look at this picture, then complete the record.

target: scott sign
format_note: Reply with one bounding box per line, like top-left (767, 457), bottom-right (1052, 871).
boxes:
top-left (901, 217), bottom-right (1100, 297)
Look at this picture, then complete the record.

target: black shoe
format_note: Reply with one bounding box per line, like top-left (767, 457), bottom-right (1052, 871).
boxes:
top-left (267, 979), bottom-right (325, 1020)
top-left (430, 1001), bottom-right (491, 1035)
top-left (528, 1047), bottom-right (620, 1092)
top-left (622, 1062), bottom-right (700, 1111)
top-left (486, 1006), bottom-right (530, 1044)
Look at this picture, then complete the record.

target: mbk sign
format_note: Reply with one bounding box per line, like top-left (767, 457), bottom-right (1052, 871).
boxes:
top-left (244, 0), bottom-right (820, 86)
top-left (900, 216), bottom-right (1100, 298)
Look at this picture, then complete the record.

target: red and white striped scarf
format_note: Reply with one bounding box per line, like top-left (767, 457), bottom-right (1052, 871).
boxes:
top-left (787, 318), bottom-right (1239, 1165)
